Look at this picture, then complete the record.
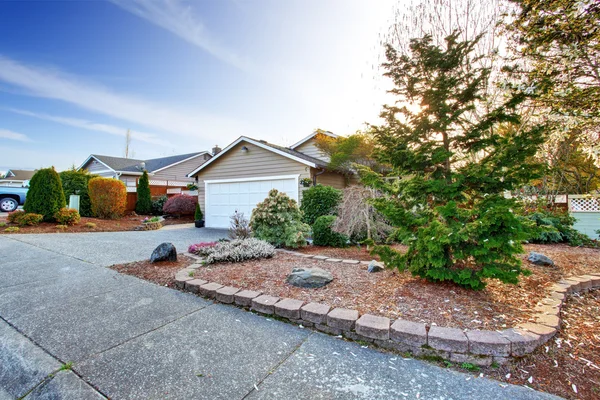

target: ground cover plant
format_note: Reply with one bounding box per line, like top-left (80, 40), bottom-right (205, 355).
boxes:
top-left (24, 167), bottom-right (66, 222)
top-left (59, 169), bottom-right (95, 217)
top-left (188, 238), bottom-right (275, 264)
top-left (88, 177), bottom-right (127, 219)
top-left (7, 211), bottom-right (43, 226)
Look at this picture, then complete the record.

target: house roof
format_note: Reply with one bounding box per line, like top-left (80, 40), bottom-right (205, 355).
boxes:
top-left (290, 130), bottom-right (338, 150)
top-left (187, 136), bottom-right (329, 177)
top-left (0, 169), bottom-right (37, 181)
top-left (79, 152), bottom-right (208, 174)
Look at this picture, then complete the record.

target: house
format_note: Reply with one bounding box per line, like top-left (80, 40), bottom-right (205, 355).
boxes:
top-left (187, 131), bottom-right (348, 228)
top-left (0, 169), bottom-right (37, 187)
top-left (78, 152), bottom-right (212, 189)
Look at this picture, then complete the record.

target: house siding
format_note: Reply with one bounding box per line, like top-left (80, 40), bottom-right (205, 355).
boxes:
top-left (294, 139), bottom-right (330, 162)
top-left (316, 170), bottom-right (346, 189)
top-left (572, 212), bottom-right (600, 238)
top-left (194, 141), bottom-right (310, 214)
top-left (85, 159), bottom-right (112, 174)
top-left (153, 154), bottom-right (211, 183)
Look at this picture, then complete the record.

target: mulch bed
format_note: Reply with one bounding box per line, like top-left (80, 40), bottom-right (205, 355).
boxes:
top-left (109, 255), bottom-right (195, 288)
top-left (1, 214), bottom-right (194, 234)
top-left (193, 243), bottom-right (600, 331)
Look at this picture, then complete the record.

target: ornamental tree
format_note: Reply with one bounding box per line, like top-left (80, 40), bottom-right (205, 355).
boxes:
top-left (364, 32), bottom-right (546, 290)
top-left (24, 167), bottom-right (66, 222)
top-left (135, 170), bottom-right (152, 215)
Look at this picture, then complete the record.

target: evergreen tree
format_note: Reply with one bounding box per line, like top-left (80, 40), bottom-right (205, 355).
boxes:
top-left (135, 170), bottom-right (152, 215)
top-left (24, 167), bottom-right (66, 222)
top-left (59, 169), bottom-right (95, 217)
top-left (364, 32), bottom-right (546, 290)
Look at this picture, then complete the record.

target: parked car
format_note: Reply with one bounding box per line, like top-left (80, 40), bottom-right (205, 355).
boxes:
top-left (0, 186), bottom-right (28, 212)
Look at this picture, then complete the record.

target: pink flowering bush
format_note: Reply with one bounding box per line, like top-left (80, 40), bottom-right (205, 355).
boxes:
top-left (163, 194), bottom-right (197, 215)
top-left (188, 239), bottom-right (275, 263)
top-left (188, 242), bottom-right (218, 256)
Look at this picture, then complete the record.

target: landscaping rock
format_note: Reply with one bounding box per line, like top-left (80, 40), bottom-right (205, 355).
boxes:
top-left (367, 260), bottom-right (384, 273)
top-left (150, 242), bottom-right (177, 263)
top-left (527, 252), bottom-right (554, 266)
top-left (286, 268), bottom-right (333, 288)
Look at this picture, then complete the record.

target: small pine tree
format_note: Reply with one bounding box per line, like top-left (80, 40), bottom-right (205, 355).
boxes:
top-left (194, 203), bottom-right (203, 221)
top-left (24, 167), bottom-right (66, 222)
top-left (135, 170), bottom-right (152, 215)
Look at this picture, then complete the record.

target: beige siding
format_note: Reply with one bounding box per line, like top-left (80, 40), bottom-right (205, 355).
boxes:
top-left (316, 171), bottom-right (346, 189)
top-left (294, 139), bottom-right (330, 162)
top-left (195, 141), bottom-right (310, 214)
top-left (85, 159), bottom-right (111, 174)
top-left (152, 154), bottom-right (211, 182)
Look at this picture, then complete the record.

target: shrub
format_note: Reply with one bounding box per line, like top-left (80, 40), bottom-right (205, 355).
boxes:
top-left (88, 177), bottom-right (127, 219)
top-left (24, 167), bottom-right (66, 222)
top-left (300, 185), bottom-right (342, 225)
top-left (229, 210), bottom-right (251, 239)
top-left (59, 169), bottom-right (95, 217)
top-left (55, 225), bottom-right (68, 231)
top-left (0, 222), bottom-right (6, 227)
top-left (163, 194), bottom-right (197, 215)
top-left (250, 189), bottom-right (310, 248)
top-left (189, 239), bottom-right (275, 263)
top-left (194, 203), bottom-right (203, 221)
top-left (16, 213), bottom-right (44, 226)
top-left (151, 195), bottom-right (168, 216)
top-left (136, 171), bottom-right (152, 215)
top-left (85, 222), bottom-right (96, 229)
top-left (142, 216), bottom-right (161, 224)
top-left (54, 208), bottom-right (81, 226)
top-left (4, 226), bottom-right (19, 232)
top-left (7, 210), bottom-right (25, 224)
top-left (312, 215), bottom-right (349, 247)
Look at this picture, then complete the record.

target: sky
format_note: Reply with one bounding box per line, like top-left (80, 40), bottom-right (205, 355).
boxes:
top-left (0, 0), bottom-right (397, 172)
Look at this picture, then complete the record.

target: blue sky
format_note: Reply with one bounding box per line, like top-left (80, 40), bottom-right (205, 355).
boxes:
top-left (0, 0), bottom-right (395, 172)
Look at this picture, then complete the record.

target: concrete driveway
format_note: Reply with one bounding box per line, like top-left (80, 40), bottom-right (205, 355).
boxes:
top-left (0, 228), bottom-right (559, 399)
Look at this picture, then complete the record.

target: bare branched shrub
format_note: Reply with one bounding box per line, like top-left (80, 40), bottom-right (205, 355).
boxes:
top-left (229, 210), bottom-right (251, 240)
top-left (333, 186), bottom-right (393, 246)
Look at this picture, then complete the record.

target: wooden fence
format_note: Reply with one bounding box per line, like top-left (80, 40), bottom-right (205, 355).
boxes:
top-left (124, 179), bottom-right (195, 212)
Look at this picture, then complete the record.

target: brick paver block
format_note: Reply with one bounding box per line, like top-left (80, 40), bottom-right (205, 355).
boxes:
top-left (549, 283), bottom-right (569, 294)
top-left (312, 255), bottom-right (329, 260)
top-left (275, 298), bottom-right (304, 319)
top-left (342, 259), bottom-right (360, 264)
top-left (234, 290), bottom-right (262, 307)
top-left (449, 352), bottom-right (493, 367)
top-left (465, 330), bottom-right (511, 356)
top-left (541, 297), bottom-right (562, 308)
top-left (174, 273), bottom-right (194, 288)
top-left (198, 282), bottom-right (223, 299)
top-left (583, 274), bottom-right (600, 288)
top-left (428, 326), bottom-right (468, 353)
top-left (535, 314), bottom-right (560, 329)
top-left (301, 302), bottom-right (330, 324)
top-left (550, 291), bottom-right (566, 302)
top-left (215, 286), bottom-right (240, 304)
top-left (517, 322), bottom-right (556, 343)
top-left (570, 276), bottom-right (592, 291)
top-left (325, 258), bottom-right (342, 263)
top-left (534, 305), bottom-right (560, 316)
top-left (252, 295), bottom-right (280, 315)
top-left (327, 308), bottom-right (359, 331)
top-left (184, 279), bottom-right (208, 293)
top-left (501, 328), bottom-right (542, 356)
top-left (390, 319), bottom-right (427, 348)
top-left (356, 314), bottom-right (390, 340)
top-left (560, 279), bottom-right (581, 292)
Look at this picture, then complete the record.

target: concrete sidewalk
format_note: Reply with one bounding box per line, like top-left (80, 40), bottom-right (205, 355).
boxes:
top-left (0, 230), bottom-right (559, 399)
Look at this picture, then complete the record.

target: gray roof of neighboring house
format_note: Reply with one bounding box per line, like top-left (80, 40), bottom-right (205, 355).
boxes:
top-left (247, 138), bottom-right (329, 168)
top-left (0, 169), bottom-right (37, 181)
top-left (89, 152), bottom-right (206, 173)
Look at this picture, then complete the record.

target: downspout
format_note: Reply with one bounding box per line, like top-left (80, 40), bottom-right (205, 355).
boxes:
top-left (313, 168), bottom-right (326, 186)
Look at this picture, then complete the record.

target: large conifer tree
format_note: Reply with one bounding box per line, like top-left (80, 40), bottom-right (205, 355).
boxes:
top-left (136, 170), bottom-right (152, 215)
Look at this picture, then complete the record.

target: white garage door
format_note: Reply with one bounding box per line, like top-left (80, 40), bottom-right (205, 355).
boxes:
top-left (205, 175), bottom-right (299, 228)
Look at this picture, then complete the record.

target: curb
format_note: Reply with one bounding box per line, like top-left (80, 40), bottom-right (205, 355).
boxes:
top-left (177, 251), bottom-right (600, 366)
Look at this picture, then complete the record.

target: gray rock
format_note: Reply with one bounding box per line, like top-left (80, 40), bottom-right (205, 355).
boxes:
top-left (286, 268), bottom-right (333, 288)
top-left (368, 260), bottom-right (384, 273)
top-left (150, 242), bottom-right (177, 263)
top-left (528, 252), bottom-right (554, 266)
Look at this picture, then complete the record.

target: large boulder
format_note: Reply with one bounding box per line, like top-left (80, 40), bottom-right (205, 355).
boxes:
top-left (368, 260), bottom-right (385, 273)
top-left (528, 252), bottom-right (554, 267)
top-left (286, 267), bottom-right (333, 288)
top-left (150, 242), bottom-right (177, 263)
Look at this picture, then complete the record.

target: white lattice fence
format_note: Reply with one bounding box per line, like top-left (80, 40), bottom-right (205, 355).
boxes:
top-left (569, 195), bottom-right (600, 238)
top-left (568, 195), bottom-right (600, 212)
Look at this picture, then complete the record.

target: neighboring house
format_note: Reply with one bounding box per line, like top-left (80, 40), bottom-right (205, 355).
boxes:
top-left (78, 152), bottom-right (212, 189)
top-left (188, 132), bottom-right (348, 228)
top-left (0, 169), bottom-right (37, 187)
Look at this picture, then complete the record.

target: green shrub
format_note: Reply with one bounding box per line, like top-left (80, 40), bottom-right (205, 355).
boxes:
top-left (300, 185), bottom-right (342, 225)
top-left (54, 208), bottom-right (81, 226)
top-left (85, 222), bottom-right (96, 229)
top-left (195, 203), bottom-right (203, 221)
top-left (135, 170), bottom-right (152, 215)
top-left (24, 167), bottom-right (66, 222)
top-left (4, 226), bottom-right (19, 233)
top-left (250, 189), bottom-right (310, 248)
top-left (88, 177), bottom-right (127, 219)
top-left (151, 195), bottom-right (168, 215)
top-left (7, 210), bottom-right (25, 224)
top-left (55, 224), bottom-right (68, 231)
top-left (59, 169), bottom-right (95, 217)
top-left (0, 222), bottom-right (6, 227)
top-left (16, 213), bottom-right (44, 226)
top-left (312, 215), bottom-right (349, 247)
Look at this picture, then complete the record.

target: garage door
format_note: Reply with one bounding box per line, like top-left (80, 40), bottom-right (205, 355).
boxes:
top-left (205, 175), bottom-right (299, 228)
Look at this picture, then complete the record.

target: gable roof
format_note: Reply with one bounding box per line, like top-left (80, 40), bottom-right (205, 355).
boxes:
top-left (290, 130), bottom-right (338, 150)
top-left (187, 136), bottom-right (328, 177)
top-left (0, 169), bottom-right (37, 181)
top-left (78, 152), bottom-right (208, 175)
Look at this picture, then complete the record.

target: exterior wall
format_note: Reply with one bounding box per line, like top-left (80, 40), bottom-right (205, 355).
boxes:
top-left (316, 170), bottom-right (346, 189)
top-left (85, 159), bottom-right (111, 174)
top-left (294, 138), bottom-right (330, 162)
top-left (572, 212), bottom-right (600, 238)
top-left (152, 154), bottom-right (211, 182)
top-left (194, 141), bottom-right (310, 214)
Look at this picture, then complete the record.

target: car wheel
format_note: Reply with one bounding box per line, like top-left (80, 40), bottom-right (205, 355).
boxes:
top-left (0, 198), bottom-right (18, 212)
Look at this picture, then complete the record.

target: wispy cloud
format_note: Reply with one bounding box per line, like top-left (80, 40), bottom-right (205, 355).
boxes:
top-left (110, 0), bottom-right (248, 70)
top-left (6, 108), bottom-right (169, 146)
top-left (0, 55), bottom-right (253, 141)
top-left (0, 128), bottom-right (32, 142)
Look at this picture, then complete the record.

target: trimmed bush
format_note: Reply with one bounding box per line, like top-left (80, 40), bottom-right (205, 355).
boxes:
top-left (24, 167), bottom-right (66, 222)
top-left (188, 238), bottom-right (275, 263)
top-left (136, 170), bottom-right (152, 215)
top-left (59, 169), bottom-right (95, 217)
top-left (151, 195), bottom-right (168, 216)
top-left (250, 189), bottom-right (310, 248)
top-left (312, 215), bottom-right (349, 247)
top-left (88, 177), bottom-right (127, 219)
top-left (195, 203), bottom-right (203, 221)
top-left (85, 222), bottom-right (96, 229)
top-left (163, 194), bottom-right (197, 215)
top-left (7, 210), bottom-right (25, 224)
top-left (4, 227), bottom-right (19, 233)
top-left (300, 185), bottom-right (342, 225)
top-left (11, 212), bottom-right (44, 227)
top-left (54, 208), bottom-right (81, 226)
